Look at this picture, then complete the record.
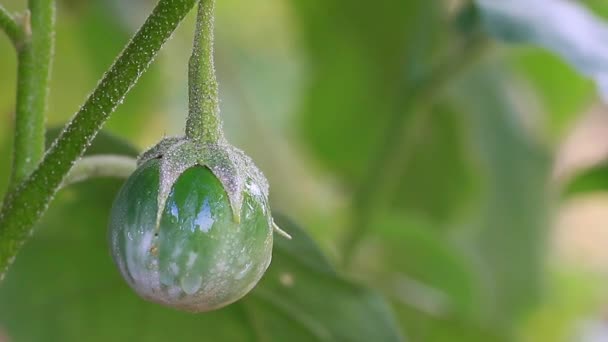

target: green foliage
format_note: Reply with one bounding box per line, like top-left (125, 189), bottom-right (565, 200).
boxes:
top-left (74, 0), bottom-right (164, 135)
top-left (0, 182), bottom-right (402, 341)
top-left (350, 213), bottom-right (488, 341)
top-left (455, 68), bottom-right (552, 327)
top-left (46, 127), bottom-right (139, 156)
top-left (563, 161), bottom-right (608, 197)
top-left (0, 0), bottom-right (197, 277)
top-left (1, 0), bottom-right (608, 341)
top-left (388, 106), bottom-right (478, 223)
top-left (294, 0), bottom-right (444, 184)
top-left (477, 0), bottom-right (608, 102)
top-left (509, 48), bottom-right (594, 137)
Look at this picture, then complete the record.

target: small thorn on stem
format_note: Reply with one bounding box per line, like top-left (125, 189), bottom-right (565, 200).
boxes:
top-left (272, 221), bottom-right (292, 240)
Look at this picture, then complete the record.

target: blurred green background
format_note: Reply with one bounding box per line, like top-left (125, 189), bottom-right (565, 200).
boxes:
top-left (1, 0), bottom-right (608, 341)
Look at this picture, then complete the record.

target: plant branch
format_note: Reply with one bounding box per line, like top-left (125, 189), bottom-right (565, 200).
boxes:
top-left (61, 155), bottom-right (137, 187)
top-left (61, 154), bottom-right (137, 188)
top-left (0, 0), bottom-right (197, 280)
top-left (186, 0), bottom-right (223, 143)
top-left (0, 4), bottom-right (24, 47)
top-left (9, 0), bottom-right (55, 190)
top-left (341, 33), bottom-right (491, 265)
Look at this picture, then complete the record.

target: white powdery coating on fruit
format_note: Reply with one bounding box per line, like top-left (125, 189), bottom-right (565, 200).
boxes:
top-left (121, 213), bottom-right (273, 312)
top-left (186, 222), bottom-right (239, 307)
top-left (235, 260), bottom-right (253, 280)
top-left (177, 211), bottom-right (271, 311)
top-left (169, 262), bottom-right (180, 275)
top-left (125, 136), bottom-right (275, 312)
top-left (123, 230), bottom-right (164, 299)
top-left (136, 135), bottom-right (185, 166)
top-left (186, 251), bottom-right (198, 269)
top-left (115, 188), bottom-right (273, 312)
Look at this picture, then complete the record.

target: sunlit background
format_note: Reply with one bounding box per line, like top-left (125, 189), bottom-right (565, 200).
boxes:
top-left (1, 0), bottom-right (608, 341)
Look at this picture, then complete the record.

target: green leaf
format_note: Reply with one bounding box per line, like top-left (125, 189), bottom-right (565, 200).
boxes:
top-left (509, 48), bottom-right (594, 138)
top-left (388, 105), bottom-right (479, 223)
top-left (583, 0), bottom-right (608, 19)
top-left (42, 0), bottom-right (162, 139)
top-left (75, 0), bottom-right (164, 136)
top-left (0, 183), bottom-right (403, 341)
top-left (523, 271), bottom-right (608, 342)
top-left (293, 0), bottom-right (477, 224)
top-left (294, 0), bottom-right (445, 183)
top-left (562, 161), bottom-right (608, 197)
top-left (453, 66), bottom-right (552, 328)
top-left (254, 217), bottom-right (404, 342)
top-left (272, 215), bottom-right (335, 275)
top-left (46, 127), bottom-right (139, 157)
top-left (395, 306), bottom-right (509, 342)
top-left (355, 214), bottom-right (477, 316)
top-left (350, 213), bottom-right (504, 341)
top-left (477, 0), bottom-right (608, 101)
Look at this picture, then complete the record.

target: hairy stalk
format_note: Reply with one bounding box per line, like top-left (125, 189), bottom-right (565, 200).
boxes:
top-left (61, 155), bottom-right (137, 187)
top-left (0, 4), bottom-right (24, 47)
top-left (9, 0), bottom-right (55, 190)
top-left (0, 0), bottom-right (197, 280)
top-left (185, 0), bottom-right (223, 143)
top-left (342, 34), bottom-right (490, 264)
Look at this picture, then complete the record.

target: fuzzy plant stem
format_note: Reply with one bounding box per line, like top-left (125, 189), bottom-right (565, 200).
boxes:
top-left (0, 0), bottom-right (197, 280)
top-left (9, 0), bottom-right (56, 191)
top-left (0, 4), bottom-right (24, 47)
top-left (185, 0), bottom-right (223, 144)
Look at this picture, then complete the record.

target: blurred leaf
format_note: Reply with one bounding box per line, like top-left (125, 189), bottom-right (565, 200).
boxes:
top-left (254, 216), bottom-right (404, 342)
top-left (509, 48), bottom-right (594, 138)
top-left (293, 0), bottom-right (478, 224)
top-left (45, 8), bottom-right (97, 124)
top-left (584, 0), bottom-right (608, 19)
top-left (272, 215), bottom-right (334, 275)
top-left (75, 0), bottom-right (164, 137)
top-left (562, 161), bottom-right (608, 197)
top-left (477, 0), bottom-right (608, 101)
top-left (396, 305), bottom-right (508, 342)
top-left (354, 214), bottom-right (477, 316)
top-left (104, 0), bottom-right (155, 31)
top-left (453, 67), bottom-right (552, 328)
top-left (522, 270), bottom-right (608, 342)
top-left (389, 106), bottom-right (478, 223)
top-left (39, 0), bottom-right (163, 140)
top-left (0, 184), bottom-right (403, 341)
top-left (46, 127), bottom-right (139, 157)
top-left (294, 0), bottom-right (445, 183)
top-left (454, 3), bottom-right (482, 36)
top-left (0, 180), bottom-right (254, 342)
top-left (350, 213), bottom-right (509, 341)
